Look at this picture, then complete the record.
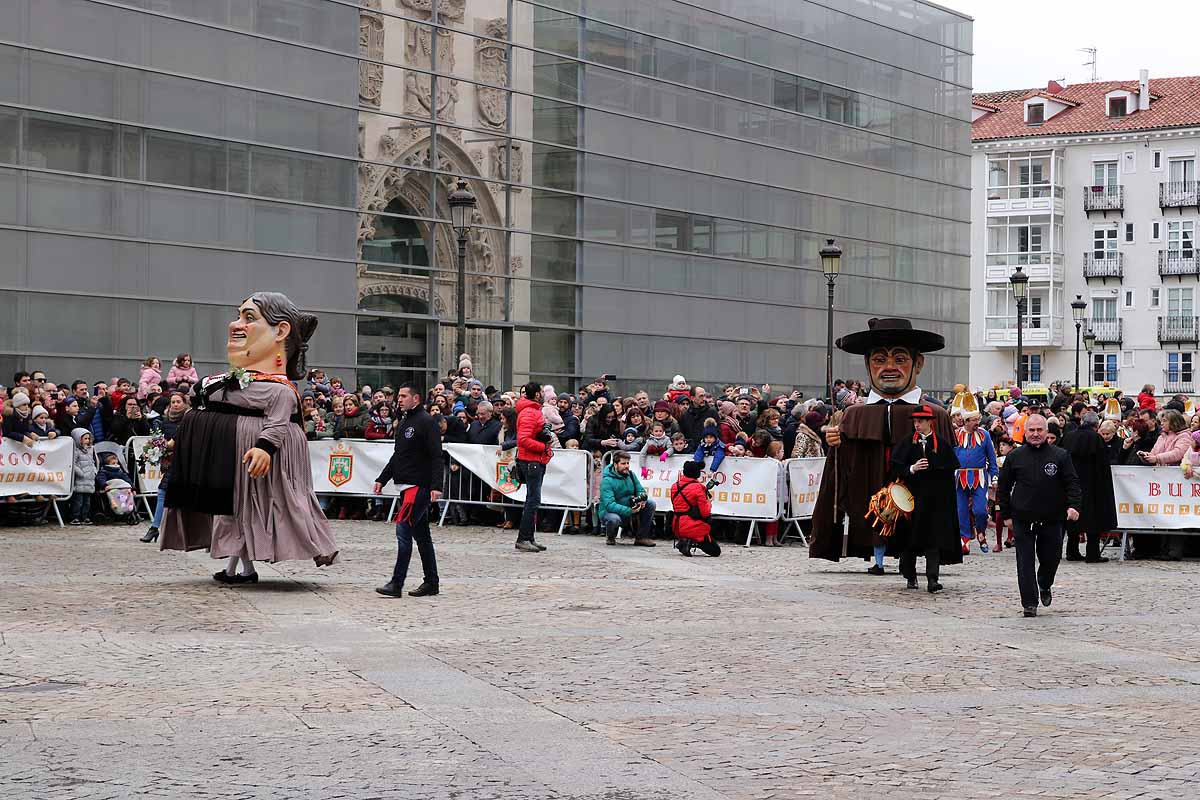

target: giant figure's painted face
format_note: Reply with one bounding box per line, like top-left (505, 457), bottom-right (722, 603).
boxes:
top-left (864, 346), bottom-right (924, 399)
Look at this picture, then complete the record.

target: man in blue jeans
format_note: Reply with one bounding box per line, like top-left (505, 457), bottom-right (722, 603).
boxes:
top-left (599, 451), bottom-right (657, 547)
top-left (373, 383), bottom-right (442, 597)
top-left (515, 382), bottom-right (551, 552)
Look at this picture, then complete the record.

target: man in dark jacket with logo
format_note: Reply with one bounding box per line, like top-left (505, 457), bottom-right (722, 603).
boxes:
top-left (373, 383), bottom-right (443, 598)
top-left (996, 414), bottom-right (1082, 617)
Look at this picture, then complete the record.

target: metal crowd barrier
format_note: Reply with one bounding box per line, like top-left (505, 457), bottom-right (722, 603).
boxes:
top-left (437, 447), bottom-right (596, 535)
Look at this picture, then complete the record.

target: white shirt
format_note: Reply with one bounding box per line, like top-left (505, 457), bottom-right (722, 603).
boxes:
top-left (866, 386), bottom-right (923, 405)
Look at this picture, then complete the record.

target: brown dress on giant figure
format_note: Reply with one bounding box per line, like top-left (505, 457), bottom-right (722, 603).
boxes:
top-left (809, 400), bottom-right (958, 562)
top-left (159, 375), bottom-right (338, 563)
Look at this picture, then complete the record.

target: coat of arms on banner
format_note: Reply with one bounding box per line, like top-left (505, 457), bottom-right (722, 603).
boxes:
top-left (328, 441), bottom-right (353, 487)
top-left (495, 449), bottom-right (520, 494)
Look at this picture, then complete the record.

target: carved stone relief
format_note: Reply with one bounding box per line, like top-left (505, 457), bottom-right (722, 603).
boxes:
top-left (358, 0), bottom-right (384, 108)
top-left (489, 141), bottom-right (522, 191)
top-left (398, 0), bottom-right (465, 21)
top-left (404, 22), bottom-right (457, 121)
top-left (474, 18), bottom-right (509, 129)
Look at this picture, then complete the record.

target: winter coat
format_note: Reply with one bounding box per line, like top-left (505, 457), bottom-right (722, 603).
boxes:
top-left (680, 404), bottom-right (717, 449)
top-left (598, 464), bottom-right (646, 521)
top-left (1145, 428), bottom-right (1190, 466)
top-left (582, 415), bottom-right (622, 454)
top-left (1061, 428), bottom-right (1119, 536)
top-left (166, 364), bottom-right (199, 390)
top-left (341, 407), bottom-right (368, 439)
top-left (516, 398), bottom-right (552, 464)
top-left (71, 429), bottom-right (97, 491)
top-left (670, 474), bottom-right (712, 542)
top-left (692, 438), bottom-right (726, 474)
top-left (467, 416), bottom-right (502, 446)
top-left (109, 413), bottom-right (151, 445)
top-left (96, 462), bottom-right (132, 491)
top-left (640, 434), bottom-right (672, 459)
top-left (138, 366), bottom-right (163, 400)
top-left (2, 409), bottom-right (33, 443)
top-left (1137, 391), bottom-right (1157, 412)
top-left (789, 424), bottom-right (824, 459)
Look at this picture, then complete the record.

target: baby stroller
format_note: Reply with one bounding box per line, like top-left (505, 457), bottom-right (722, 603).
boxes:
top-left (102, 478), bottom-right (140, 525)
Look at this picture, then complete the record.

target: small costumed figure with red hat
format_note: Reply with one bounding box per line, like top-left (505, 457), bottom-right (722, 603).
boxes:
top-left (951, 389), bottom-right (999, 554)
top-left (888, 404), bottom-right (962, 593)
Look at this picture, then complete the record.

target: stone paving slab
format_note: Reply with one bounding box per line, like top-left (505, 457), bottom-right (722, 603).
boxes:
top-left (1, 521), bottom-right (1198, 799)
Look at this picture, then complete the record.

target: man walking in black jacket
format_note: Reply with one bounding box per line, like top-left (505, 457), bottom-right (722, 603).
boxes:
top-left (373, 383), bottom-right (443, 598)
top-left (996, 415), bottom-right (1082, 617)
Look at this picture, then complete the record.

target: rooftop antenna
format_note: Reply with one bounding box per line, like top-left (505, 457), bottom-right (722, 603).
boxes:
top-left (1078, 47), bottom-right (1097, 82)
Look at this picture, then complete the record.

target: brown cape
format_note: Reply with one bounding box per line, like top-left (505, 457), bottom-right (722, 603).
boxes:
top-left (808, 401), bottom-right (954, 562)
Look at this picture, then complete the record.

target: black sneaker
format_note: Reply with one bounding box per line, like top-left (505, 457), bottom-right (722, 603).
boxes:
top-left (1023, 606), bottom-right (1038, 617)
top-left (927, 582), bottom-right (943, 594)
top-left (905, 578), bottom-right (918, 590)
top-left (69, 519), bottom-right (82, 526)
top-left (866, 564), bottom-right (885, 575)
top-left (515, 540), bottom-right (541, 552)
top-left (1065, 552), bottom-right (1084, 562)
top-left (1040, 590), bottom-right (1052, 607)
top-left (534, 542), bottom-right (547, 551)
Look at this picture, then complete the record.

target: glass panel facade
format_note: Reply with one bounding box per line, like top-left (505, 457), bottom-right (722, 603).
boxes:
top-left (1, 0), bottom-right (970, 394)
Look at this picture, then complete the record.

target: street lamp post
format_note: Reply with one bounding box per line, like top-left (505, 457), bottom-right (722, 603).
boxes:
top-left (820, 239), bottom-right (843, 404)
top-left (1071, 294), bottom-right (1088, 391)
top-left (1010, 266), bottom-right (1029, 389)
top-left (1083, 327), bottom-right (1097, 385)
top-left (447, 179), bottom-right (478, 362)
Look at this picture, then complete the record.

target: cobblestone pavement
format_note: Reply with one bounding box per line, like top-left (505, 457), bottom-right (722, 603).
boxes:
top-left (3, 520), bottom-right (1200, 799)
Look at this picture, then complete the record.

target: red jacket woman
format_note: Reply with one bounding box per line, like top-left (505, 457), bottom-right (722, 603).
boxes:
top-left (671, 462), bottom-right (712, 543)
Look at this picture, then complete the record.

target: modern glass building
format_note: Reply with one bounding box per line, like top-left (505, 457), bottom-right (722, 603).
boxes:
top-left (0, 0), bottom-right (972, 394)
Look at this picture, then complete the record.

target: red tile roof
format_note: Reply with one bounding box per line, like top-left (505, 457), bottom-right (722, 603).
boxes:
top-left (972, 77), bottom-right (1200, 141)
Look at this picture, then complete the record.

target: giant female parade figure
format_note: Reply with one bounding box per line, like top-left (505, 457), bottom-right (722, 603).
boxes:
top-left (158, 292), bottom-right (339, 583)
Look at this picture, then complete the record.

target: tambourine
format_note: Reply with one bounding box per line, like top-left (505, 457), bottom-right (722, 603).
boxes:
top-left (865, 481), bottom-right (915, 538)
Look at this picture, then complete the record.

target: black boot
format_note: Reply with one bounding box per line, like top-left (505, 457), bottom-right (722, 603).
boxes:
top-left (375, 581), bottom-right (404, 597)
top-left (408, 582), bottom-right (440, 597)
top-left (140, 526), bottom-right (159, 543)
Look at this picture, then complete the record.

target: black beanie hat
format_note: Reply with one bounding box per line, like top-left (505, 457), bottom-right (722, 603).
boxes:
top-left (682, 460), bottom-right (703, 479)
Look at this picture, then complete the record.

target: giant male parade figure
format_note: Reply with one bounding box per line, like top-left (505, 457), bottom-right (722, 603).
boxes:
top-left (809, 318), bottom-right (962, 580)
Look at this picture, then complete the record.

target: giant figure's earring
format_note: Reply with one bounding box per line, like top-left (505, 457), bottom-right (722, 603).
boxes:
top-left (276, 352), bottom-right (284, 369)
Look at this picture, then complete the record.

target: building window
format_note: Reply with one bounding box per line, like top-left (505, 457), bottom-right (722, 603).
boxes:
top-left (1151, 220), bottom-right (1162, 242)
top-left (1092, 353), bottom-right (1117, 383)
top-left (1092, 296), bottom-right (1117, 322)
top-left (1153, 149), bottom-right (1163, 170)
top-left (1167, 352), bottom-right (1194, 385)
top-left (1122, 350), bottom-right (1135, 368)
top-left (1092, 161), bottom-right (1118, 190)
top-left (1020, 354), bottom-right (1042, 383)
top-left (1026, 103), bottom-right (1044, 124)
top-left (1150, 287), bottom-right (1161, 309)
top-left (1167, 286), bottom-right (1194, 319)
top-left (1167, 220), bottom-right (1195, 258)
top-left (1093, 225), bottom-right (1117, 259)
top-left (1108, 97), bottom-right (1127, 117)
top-left (1029, 296), bottom-right (1043, 328)
top-left (1125, 222), bottom-right (1135, 243)
top-left (1122, 289), bottom-right (1134, 309)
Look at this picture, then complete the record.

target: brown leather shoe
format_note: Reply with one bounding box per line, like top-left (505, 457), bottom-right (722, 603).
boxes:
top-left (633, 538), bottom-right (656, 547)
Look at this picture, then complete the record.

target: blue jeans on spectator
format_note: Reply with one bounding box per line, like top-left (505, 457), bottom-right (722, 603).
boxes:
top-left (69, 491), bottom-right (91, 522)
top-left (602, 499), bottom-right (657, 539)
top-left (150, 485), bottom-right (168, 529)
top-left (517, 460), bottom-right (545, 542)
top-left (392, 489), bottom-right (439, 589)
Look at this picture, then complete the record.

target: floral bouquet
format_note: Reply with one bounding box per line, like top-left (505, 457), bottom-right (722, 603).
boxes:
top-left (140, 435), bottom-right (170, 469)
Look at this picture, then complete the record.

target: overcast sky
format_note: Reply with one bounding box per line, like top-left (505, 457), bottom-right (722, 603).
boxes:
top-left (945, 0), bottom-right (1200, 92)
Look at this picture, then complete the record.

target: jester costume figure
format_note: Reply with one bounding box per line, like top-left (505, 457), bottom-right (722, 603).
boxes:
top-left (951, 392), bottom-right (999, 554)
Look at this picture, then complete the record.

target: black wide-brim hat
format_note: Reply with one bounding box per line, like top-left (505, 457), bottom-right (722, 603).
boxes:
top-left (836, 317), bottom-right (945, 356)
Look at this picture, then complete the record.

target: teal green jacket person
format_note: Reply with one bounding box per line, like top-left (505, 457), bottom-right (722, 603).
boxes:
top-left (599, 462), bottom-right (646, 519)
top-left (598, 454), bottom-right (658, 546)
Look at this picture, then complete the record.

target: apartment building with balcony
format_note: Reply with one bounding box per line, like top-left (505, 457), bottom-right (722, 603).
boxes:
top-left (970, 73), bottom-right (1200, 395)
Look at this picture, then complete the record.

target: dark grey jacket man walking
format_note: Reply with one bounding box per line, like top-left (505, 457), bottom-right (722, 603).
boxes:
top-left (996, 414), bottom-right (1082, 617)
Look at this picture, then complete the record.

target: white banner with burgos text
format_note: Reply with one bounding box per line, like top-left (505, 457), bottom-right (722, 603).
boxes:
top-left (785, 457), bottom-right (825, 520)
top-left (1112, 465), bottom-right (1200, 529)
top-left (443, 444), bottom-right (590, 509)
top-left (0, 437), bottom-right (73, 496)
top-left (628, 454), bottom-right (781, 519)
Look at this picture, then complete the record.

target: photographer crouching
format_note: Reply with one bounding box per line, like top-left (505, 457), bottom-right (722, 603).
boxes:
top-left (598, 451), bottom-right (657, 547)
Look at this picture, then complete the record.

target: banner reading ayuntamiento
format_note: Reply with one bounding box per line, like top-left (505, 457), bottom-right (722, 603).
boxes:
top-left (1112, 465), bottom-right (1200, 529)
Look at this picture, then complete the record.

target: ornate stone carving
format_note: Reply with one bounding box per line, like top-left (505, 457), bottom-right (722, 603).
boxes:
top-left (510, 255), bottom-right (524, 275)
top-left (474, 19), bottom-right (509, 129)
top-left (404, 21), bottom-right (457, 121)
top-left (398, 0), bottom-right (465, 21)
top-left (359, 0), bottom-right (384, 108)
top-left (358, 280), bottom-right (447, 316)
top-left (489, 141), bottom-right (522, 191)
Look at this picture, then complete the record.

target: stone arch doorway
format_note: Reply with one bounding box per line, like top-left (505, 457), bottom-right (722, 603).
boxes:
top-left (358, 133), bottom-right (505, 384)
